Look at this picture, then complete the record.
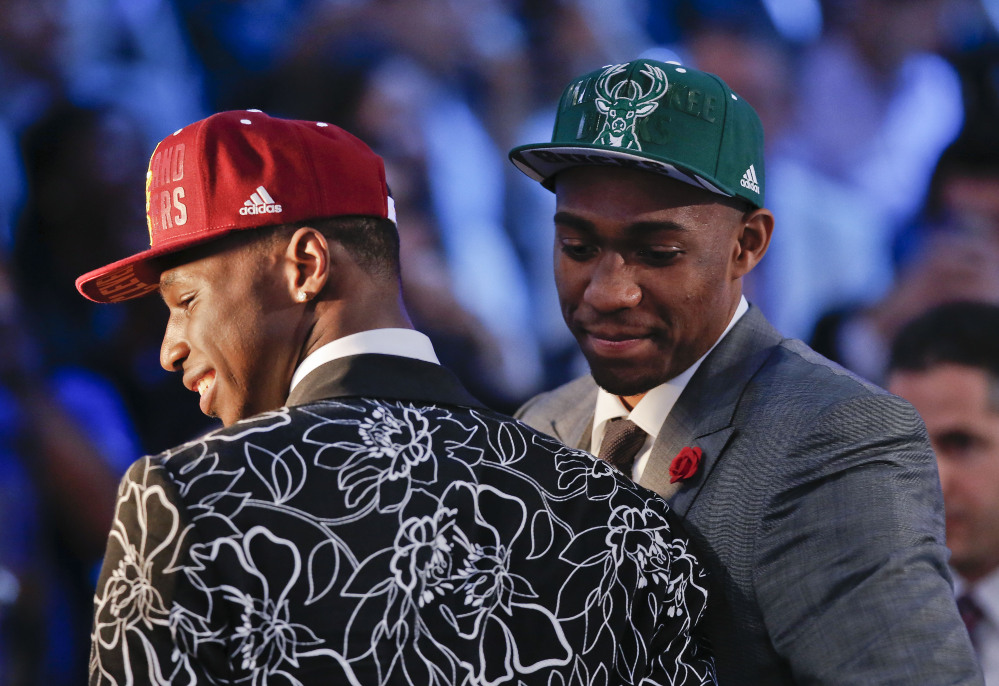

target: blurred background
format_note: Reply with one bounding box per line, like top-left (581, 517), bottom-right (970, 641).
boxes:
top-left (4, 0), bottom-right (999, 681)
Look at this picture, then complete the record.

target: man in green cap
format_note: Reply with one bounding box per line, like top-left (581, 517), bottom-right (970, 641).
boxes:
top-left (511, 58), bottom-right (982, 684)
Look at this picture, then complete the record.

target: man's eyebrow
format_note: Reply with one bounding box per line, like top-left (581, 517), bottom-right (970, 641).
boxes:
top-left (157, 272), bottom-right (185, 302)
top-left (159, 272), bottom-right (179, 291)
top-left (553, 211), bottom-right (594, 233)
top-left (627, 220), bottom-right (688, 235)
top-left (553, 211), bottom-right (687, 236)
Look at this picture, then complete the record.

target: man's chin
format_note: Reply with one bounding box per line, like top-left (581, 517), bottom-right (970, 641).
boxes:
top-left (589, 364), bottom-right (664, 399)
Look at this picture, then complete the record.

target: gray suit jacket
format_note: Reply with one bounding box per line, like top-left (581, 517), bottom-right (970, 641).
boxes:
top-left (518, 305), bottom-right (983, 685)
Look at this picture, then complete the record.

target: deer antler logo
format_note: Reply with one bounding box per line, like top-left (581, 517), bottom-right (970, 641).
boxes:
top-left (593, 63), bottom-right (669, 151)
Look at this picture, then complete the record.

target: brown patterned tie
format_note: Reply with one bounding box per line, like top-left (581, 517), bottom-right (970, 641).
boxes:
top-left (598, 418), bottom-right (647, 475)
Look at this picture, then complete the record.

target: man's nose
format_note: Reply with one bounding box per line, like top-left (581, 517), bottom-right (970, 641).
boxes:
top-left (160, 319), bottom-right (190, 372)
top-left (582, 254), bottom-right (641, 312)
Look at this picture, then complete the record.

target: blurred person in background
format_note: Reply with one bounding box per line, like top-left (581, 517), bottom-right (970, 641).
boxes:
top-left (764, 0), bottom-right (967, 341)
top-left (0, 0), bottom-right (204, 680)
top-left (888, 301), bottom-right (999, 683)
top-left (281, 0), bottom-right (532, 150)
top-left (0, 0), bottom-right (210, 453)
top-left (811, 131), bottom-right (999, 384)
top-left (245, 0), bottom-right (547, 409)
top-left (0, 256), bottom-right (124, 685)
top-left (345, 56), bottom-right (543, 410)
top-left (13, 102), bottom-right (217, 452)
top-left (0, 0), bottom-right (203, 160)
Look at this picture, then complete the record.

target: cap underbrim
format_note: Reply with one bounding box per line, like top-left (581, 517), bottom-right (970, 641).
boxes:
top-left (76, 229), bottom-right (242, 303)
top-left (509, 143), bottom-right (736, 200)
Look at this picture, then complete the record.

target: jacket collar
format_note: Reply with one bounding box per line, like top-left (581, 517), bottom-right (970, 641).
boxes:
top-left (639, 305), bottom-right (782, 512)
top-left (286, 353), bottom-right (484, 410)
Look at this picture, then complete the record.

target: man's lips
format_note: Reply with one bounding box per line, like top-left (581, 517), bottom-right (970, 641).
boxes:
top-left (580, 327), bottom-right (652, 355)
top-left (184, 369), bottom-right (217, 415)
top-left (183, 369), bottom-right (214, 393)
top-left (585, 329), bottom-right (648, 341)
top-left (197, 374), bottom-right (214, 396)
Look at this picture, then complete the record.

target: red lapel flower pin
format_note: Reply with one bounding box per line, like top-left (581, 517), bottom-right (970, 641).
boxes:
top-left (669, 446), bottom-right (703, 484)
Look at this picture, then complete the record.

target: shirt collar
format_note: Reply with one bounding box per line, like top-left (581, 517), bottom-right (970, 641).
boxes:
top-left (289, 328), bottom-right (439, 394)
top-left (592, 296), bottom-right (749, 453)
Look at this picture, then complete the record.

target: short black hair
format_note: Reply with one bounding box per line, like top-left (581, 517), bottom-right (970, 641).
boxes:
top-left (154, 214), bottom-right (401, 282)
top-left (923, 133), bottom-right (999, 220)
top-left (889, 301), bottom-right (999, 380)
top-left (296, 215), bottom-right (400, 280)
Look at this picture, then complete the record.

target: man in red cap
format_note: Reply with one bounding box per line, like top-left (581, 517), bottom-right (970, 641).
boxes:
top-left (78, 111), bottom-right (717, 685)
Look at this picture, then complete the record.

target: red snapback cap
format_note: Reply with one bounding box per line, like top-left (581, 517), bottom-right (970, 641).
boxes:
top-left (76, 110), bottom-right (395, 303)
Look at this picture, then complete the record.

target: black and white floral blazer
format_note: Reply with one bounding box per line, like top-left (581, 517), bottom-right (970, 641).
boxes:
top-left (90, 354), bottom-right (716, 686)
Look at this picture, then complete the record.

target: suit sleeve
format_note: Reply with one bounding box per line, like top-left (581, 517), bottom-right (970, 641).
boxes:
top-left (754, 392), bottom-right (982, 684)
top-left (90, 457), bottom-right (216, 685)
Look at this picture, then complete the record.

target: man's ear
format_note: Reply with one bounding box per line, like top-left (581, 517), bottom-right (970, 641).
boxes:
top-left (731, 208), bottom-right (773, 280)
top-left (284, 226), bottom-right (330, 302)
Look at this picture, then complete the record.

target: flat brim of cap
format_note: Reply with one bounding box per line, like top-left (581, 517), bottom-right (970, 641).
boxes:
top-left (509, 143), bottom-right (735, 199)
top-left (76, 229), bottom-right (241, 303)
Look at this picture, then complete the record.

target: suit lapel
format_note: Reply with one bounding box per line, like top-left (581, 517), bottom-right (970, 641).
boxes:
top-left (286, 354), bottom-right (485, 409)
top-left (532, 376), bottom-right (599, 452)
top-left (553, 384), bottom-right (598, 452)
top-left (640, 409), bottom-right (734, 505)
top-left (639, 306), bottom-right (782, 514)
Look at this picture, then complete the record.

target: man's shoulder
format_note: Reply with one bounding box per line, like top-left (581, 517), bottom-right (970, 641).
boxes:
top-left (150, 397), bottom-right (588, 472)
top-left (139, 404), bottom-right (342, 491)
top-left (716, 306), bottom-right (888, 400)
top-left (139, 395), bottom-right (680, 525)
top-left (755, 336), bottom-right (891, 402)
top-left (717, 334), bottom-right (923, 445)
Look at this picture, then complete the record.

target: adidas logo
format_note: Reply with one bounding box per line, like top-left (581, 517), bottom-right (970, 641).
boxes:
top-left (739, 165), bottom-right (760, 194)
top-left (239, 186), bottom-right (283, 215)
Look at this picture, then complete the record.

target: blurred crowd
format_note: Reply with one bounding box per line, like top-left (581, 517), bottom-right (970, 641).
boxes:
top-left (4, 0), bottom-right (999, 682)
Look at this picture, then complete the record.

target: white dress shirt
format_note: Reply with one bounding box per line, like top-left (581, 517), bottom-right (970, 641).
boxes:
top-left (955, 568), bottom-right (999, 684)
top-left (289, 328), bottom-right (439, 395)
top-left (592, 297), bottom-right (749, 481)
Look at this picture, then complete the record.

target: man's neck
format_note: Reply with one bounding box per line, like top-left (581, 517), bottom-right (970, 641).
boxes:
top-left (288, 327), bottom-right (438, 396)
top-left (613, 296), bottom-right (750, 413)
top-left (619, 393), bottom-right (642, 410)
top-left (301, 293), bottom-right (413, 365)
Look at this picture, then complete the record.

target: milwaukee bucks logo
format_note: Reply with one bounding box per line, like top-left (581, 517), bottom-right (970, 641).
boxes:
top-left (593, 63), bottom-right (669, 151)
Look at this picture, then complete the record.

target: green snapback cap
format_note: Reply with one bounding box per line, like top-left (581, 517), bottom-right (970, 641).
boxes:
top-left (510, 59), bottom-right (766, 207)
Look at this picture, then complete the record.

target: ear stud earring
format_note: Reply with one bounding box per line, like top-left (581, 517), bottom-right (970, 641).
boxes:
top-left (297, 291), bottom-right (309, 302)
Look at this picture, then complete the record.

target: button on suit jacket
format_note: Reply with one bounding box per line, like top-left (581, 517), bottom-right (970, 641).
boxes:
top-left (517, 305), bottom-right (983, 685)
top-left (89, 353), bottom-right (717, 685)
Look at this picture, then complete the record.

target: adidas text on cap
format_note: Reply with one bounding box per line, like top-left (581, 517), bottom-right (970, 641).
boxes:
top-left (509, 59), bottom-right (766, 208)
top-left (76, 110), bottom-right (396, 303)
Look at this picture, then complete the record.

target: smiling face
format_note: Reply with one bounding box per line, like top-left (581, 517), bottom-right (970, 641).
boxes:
top-left (553, 166), bottom-right (757, 402)
top-left (889, 363), bottom-right (999, 583)
top-left (158, 234), bottom-right (303, 426)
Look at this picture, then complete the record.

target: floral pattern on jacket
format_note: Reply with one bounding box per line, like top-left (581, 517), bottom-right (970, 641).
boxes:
top-left (90, 399), bottom-right (716, 685)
